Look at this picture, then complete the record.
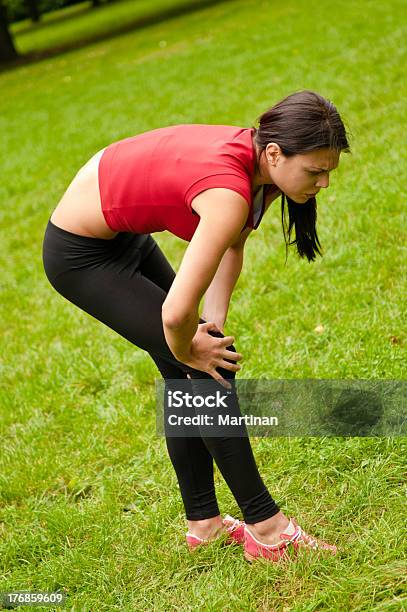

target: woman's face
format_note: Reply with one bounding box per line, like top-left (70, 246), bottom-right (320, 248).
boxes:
top-left (265, 144), bottom-right (340, 203)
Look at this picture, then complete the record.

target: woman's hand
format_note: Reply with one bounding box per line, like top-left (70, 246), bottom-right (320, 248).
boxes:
top-left (182, 322), bottom-right (243, 388)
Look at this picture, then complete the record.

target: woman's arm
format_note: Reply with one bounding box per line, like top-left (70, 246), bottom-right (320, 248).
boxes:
top-left (201, 225), bottom-right (253, 331)
top-left (161, 188), bottom-right (249, 361)
top-left (201, 246), bottom-right (244, 333)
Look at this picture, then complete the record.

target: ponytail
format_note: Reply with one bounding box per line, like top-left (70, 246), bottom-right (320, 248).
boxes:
top-left (281, 194), bottom-right (322, 263)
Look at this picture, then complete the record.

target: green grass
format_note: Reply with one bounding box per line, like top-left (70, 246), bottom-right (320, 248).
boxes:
top-left (10, 0), bottom-right (212, 56)
top-left (1, 0), bottom-right (406, 609)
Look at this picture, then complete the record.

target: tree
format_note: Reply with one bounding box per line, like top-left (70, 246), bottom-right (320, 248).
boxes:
top-left (25, 0), bottom-right (40, 22)
top-left (0, 0), bottom-right (18, 61)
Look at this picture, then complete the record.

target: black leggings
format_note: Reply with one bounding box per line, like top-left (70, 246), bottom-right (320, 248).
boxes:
top-left (42, 219), bottom-right (279, 523)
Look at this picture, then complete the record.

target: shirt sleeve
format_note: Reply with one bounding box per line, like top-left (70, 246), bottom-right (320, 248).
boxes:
top-left (184, 173), bottom-right (252, 215)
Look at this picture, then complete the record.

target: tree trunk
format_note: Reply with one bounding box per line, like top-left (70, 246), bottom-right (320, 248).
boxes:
top-left (25, 0), bottom-right (40, 23)
top-left (0, 1), bottom-right (18, 61)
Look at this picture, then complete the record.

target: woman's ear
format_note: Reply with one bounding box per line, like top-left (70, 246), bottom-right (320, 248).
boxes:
top-left (265, 142), bottom-right (281, 165)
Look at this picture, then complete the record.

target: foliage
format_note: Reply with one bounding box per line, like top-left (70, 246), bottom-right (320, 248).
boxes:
top-left (5, 0), bottom-right (91, 23)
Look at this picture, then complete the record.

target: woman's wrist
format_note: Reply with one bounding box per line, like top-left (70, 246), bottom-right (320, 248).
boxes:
top-left (162, 311), bottom-right (199, 362)
top-left (173, 347), bottom-right (193, 362)
top-left (200, 314), bottom-right (225, 333)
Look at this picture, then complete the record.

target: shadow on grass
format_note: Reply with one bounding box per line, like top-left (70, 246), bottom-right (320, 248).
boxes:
top-left (1, 0), bottom-right (234, 73)
top-left (12, 3), bottom-right (96, 37)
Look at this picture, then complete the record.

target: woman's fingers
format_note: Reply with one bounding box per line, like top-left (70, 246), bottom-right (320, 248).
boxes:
top-left (210, 371), bottom-right (232, 389)
top-left (221, 335), bottom-right (235, 345)
top-left (225, 351), bottom-right (243, 361)
top-left (219, 350), bottom-right (243, 364)
top-left (220, 361), bottom-right (241, 371)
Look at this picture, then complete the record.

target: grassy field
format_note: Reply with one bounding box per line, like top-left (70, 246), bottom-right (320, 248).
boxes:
top-left (1, 0), bottom-right (406, 609)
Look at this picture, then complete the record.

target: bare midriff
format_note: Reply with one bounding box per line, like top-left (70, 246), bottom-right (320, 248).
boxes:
top-left (50, 148), bottom-right (119, 240)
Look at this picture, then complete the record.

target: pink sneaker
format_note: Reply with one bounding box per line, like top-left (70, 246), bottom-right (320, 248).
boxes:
top-left (244, 518), bottom-right (337, 562)
top-left (186, 514), bottom-right (245, 550)
top-left (223, 514), bottom-right (246, 544)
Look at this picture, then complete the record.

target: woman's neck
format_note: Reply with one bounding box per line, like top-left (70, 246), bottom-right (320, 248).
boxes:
top-left (252, 135), bottom-right (274, 190)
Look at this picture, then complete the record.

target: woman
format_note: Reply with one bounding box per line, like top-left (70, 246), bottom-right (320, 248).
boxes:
top-left (42, 90), bottom-right (350, 562)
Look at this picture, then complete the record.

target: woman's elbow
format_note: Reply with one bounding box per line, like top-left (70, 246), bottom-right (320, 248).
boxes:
top-left (161, 303), bottom-right (196, 329)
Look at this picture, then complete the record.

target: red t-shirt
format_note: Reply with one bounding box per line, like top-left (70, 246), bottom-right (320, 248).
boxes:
top-left (98, 124), bottom-right (276, 241)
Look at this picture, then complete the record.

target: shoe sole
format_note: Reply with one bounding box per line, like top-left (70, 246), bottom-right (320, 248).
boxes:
top-left (244, 551), bottom-right (284, 563)
top-left (244, 546), bottom-right (336, 562)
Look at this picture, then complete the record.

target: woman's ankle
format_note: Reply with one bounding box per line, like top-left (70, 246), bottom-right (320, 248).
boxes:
top-left (187, 515), bottom-right (224, 539)
top-left (247, 511), bottom-right (292, 545)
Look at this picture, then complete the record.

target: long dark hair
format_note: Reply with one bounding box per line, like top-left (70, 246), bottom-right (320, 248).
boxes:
top-left (253, 90), bottom-right (351, 263)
